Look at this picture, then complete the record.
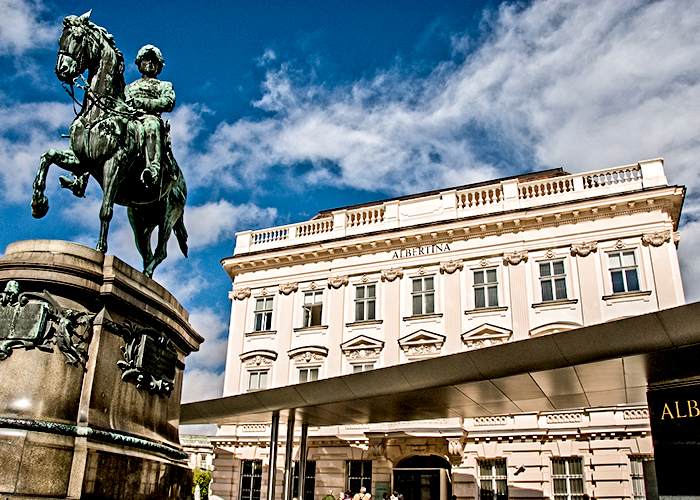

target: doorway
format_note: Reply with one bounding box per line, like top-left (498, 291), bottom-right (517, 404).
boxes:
top-left (393, 456), bottom-right (451, 500)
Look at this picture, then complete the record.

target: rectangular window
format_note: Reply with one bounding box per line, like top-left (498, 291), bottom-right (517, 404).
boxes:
top-left (303, 291), bottom-right (323, 327)
top-left (347, 460), bottom-right (372, 494)
top-left (247, 370), bottom-right (268, 391)
top-left (608, 250), bottom-right (641, 293)
top-left (352, 363), bottom-right (375, 373)
top-left (298, 367), bottom-right (319, 383)
top-left (629, 456), bottom-right (648, 500)
top-left (253, 297), bottom-right (273, 331)
top-left (293, 460), bottom-right (316, 500)
top-left (474, 268), bottom-right (499, 309)
top-left (240, 460), bottom-right (263, 500)
top-left (355, 284), bottom-right (377, 321)
top-left (412, 276), bottom-right (435, 315)
top-left (478, 459), bottom-right (508, 500)
top-left (540, 260), bottom-right (568, 301)
top-left (551, 457), bottom-right (585, 500)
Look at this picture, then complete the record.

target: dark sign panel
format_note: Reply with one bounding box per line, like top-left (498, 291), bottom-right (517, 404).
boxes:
top-left (647, 383), bottom-right (700, 496)
top-left (136, 333), bottom-right (177, 384)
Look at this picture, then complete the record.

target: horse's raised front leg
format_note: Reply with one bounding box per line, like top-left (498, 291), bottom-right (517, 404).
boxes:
top-left (96, 156), bottom-right (121, 254)
top-left (32, 149), bottom-right (81, 218)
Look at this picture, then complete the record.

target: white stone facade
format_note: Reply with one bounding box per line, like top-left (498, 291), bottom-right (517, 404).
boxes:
top-left (213, 159), bottom-right (684, 500)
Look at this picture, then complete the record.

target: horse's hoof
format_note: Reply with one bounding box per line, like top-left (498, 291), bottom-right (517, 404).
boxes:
top-left (31, 196), bottom-right (49, 219)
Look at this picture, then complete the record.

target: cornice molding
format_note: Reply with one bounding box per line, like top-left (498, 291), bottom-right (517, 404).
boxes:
top-left (224, 190), bottom-right (681, 274)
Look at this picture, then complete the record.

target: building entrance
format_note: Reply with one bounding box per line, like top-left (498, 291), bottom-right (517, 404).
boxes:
top-left (393, 456), bottom-right (451, 500)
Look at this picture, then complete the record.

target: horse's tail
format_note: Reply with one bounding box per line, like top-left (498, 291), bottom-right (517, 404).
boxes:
top-left (174, 216), bottom-right (188, 258)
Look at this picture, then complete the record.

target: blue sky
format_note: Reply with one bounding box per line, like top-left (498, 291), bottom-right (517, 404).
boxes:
top-left (3, 0), bottom-right (700, 434)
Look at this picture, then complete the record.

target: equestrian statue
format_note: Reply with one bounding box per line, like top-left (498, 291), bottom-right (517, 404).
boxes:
top-left (31, 11), bottom-right (187, 277)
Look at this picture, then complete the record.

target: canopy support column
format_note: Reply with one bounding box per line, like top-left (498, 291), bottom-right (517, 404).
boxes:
top-left (267, 412), bottom-right (280, 500)
top-left (298, 423), bottom-right (309, 500)
top-left (283, 414), bottom-right (296, 500)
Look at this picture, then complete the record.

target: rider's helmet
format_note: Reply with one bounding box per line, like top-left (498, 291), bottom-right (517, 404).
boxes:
top-left (135, 45), bottom-right (165, 75)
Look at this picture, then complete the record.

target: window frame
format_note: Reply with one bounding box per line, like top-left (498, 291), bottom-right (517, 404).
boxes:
top-left (629, 455), bottom-right (649, 500)
top-left (551, 457), bottom-right (585, 500)
top-left (607, 249), bottom-right (641, 294)
top-left (253, 296), bottom-right (274, 332)
top-left (411, 275), bottom-right (435, 316)
top-left (354, 283), bottom-right (377, 322)
top-left (247, 369), bottom-right (269, 392)
top-left (347, 460), bottom-right (372, 494)
top-left (240, 459), bottom-right (263, 500)
top-left (477, 458), bottom-right (508, 500)
top-left (473, 267), bottom-right (499, 309)
top-left (352, 362), bottom-right (375, 373)
top-left (298, 366), bottom-right (320, 383)
top-left (292, 460), bottom-right (316, 500)
top-left (302, 290), bottom-right (324, 328)
top-left (538, 259), bottom-right (568, 302)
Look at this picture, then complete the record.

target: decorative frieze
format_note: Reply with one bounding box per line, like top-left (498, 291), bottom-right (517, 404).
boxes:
top-left (439, 259), bottom-right (464, 274)
top-left (380, 268), bottom-right (404, 282)
top-left (570, 241), bottom-right (598, 257)
top-left (230, 288), bottom-right (251, 301)
top-left (503, 250), bottom-right (528, 266)
top-left (474, 416), bottom-right (508, 426)
top-left (546, 413), bottom-right (583, 424)
top-left (623, 408), bottom-right (649, 420)
top-left (642, 230), bottom-right (672, 247)
top-left (278, 282), bottom-right (298, 295)
top-left (327, 275), bottom-right (349, 289)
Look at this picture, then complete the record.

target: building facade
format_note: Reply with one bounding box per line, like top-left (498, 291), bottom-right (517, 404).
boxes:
top-left (212, 159), bottom-right (684, 500)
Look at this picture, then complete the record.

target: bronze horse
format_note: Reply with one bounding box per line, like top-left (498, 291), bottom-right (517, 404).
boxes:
top-left (31, 11), bottom-right (187, 277)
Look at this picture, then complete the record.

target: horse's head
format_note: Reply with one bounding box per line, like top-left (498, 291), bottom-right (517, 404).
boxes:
top-left (55, 11), bottom-right (94, 84)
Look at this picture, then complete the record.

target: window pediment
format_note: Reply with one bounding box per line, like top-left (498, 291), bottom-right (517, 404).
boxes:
top-left (288, 345), bottom-right (329, 364)
top-left (398, 329), bottom-right (445, 358)
top-left (529, 321), bottom-right (582, 337)
top-left (341, 335), bottom-right (384, 359)
top-left (240, 349), bottom-right (278, 366)
top-left (461, 324), bottom-right (512, 350)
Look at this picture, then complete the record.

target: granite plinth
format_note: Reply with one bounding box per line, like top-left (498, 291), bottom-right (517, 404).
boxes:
top-left (0, 240), bottom-right (203, 499)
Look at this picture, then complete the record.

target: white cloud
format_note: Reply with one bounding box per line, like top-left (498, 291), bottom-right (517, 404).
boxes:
top-left (185, 307), bottom-right (230, 372)
top-left (0, 101), bottom-right (73, 202)
top-left (181, 367), bottom-right (225, 403)
top-left (184, 200), bottom-right (278, 250)
top-left (0, 0), bottom-right (58, 56)
top-left (188, 0), bottom-right (700, 300)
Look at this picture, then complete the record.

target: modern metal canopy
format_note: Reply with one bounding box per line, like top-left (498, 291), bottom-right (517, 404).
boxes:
top-left (180, 302), bottom-right (700, 427)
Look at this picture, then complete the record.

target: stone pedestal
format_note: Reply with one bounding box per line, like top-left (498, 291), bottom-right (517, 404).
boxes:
top-left (0, 240), bottom-right (203, 499)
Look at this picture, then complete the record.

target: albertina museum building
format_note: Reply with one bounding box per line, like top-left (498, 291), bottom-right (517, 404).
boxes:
top-left (210, 159), bottom-right (684, 500)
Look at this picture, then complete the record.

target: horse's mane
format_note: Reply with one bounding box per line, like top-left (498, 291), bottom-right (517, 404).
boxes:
top-left (90, 22), bottom-right (126, 94)
top-left (64, 15), bottom-right (126, 95)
